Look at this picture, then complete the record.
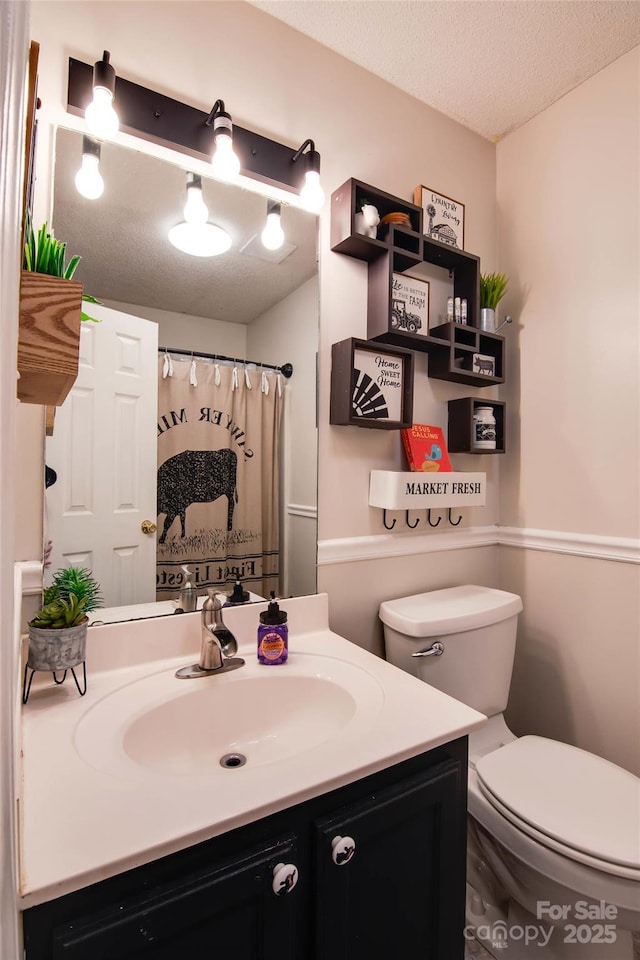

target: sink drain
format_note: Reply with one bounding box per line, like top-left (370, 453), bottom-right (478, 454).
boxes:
top-left (220, 752), bottom-right (247, 769)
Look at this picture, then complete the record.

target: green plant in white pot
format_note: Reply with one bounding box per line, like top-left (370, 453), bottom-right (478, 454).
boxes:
top-left (27, 567), bottom-right (102, 680)
top-left (479, 272), bottom-right (508, 333)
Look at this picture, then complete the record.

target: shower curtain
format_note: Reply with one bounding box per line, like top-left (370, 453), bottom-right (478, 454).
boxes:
top-left (156, 356), bottom-right (284, 601)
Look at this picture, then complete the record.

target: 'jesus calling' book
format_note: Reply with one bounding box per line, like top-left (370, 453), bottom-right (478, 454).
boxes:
top-left (401, 424), bottom-right (452, 472)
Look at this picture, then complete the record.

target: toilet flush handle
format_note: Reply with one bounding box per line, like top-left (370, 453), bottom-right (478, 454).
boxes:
top-left (412, 641), bottom-right (444, 658)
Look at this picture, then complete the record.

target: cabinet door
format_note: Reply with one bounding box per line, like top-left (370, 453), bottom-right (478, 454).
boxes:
top-left (313, 761), bottom-right (466, 960)
top-left (47, 838), bottom-right (299, 960)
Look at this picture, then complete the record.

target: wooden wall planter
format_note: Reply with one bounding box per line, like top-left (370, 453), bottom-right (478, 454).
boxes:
top-left (17, 271), bottom-right (83, 406)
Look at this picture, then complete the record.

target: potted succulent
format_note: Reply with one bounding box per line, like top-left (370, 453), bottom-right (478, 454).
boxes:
top-left (479, 272), bottom-right (508, 333)
top-left (18, 216), bottom-right (101, 406)
top-left (27, 566), bottom-right (102, 674)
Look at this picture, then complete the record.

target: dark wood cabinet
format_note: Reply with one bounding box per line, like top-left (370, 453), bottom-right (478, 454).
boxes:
top-left (314, 760), bottom-right (466, 960)
top-left (23, 740), bottom-right (468, 960)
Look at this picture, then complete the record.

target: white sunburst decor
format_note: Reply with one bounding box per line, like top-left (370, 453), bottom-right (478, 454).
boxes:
top-left (330, 338), bottom-right (414, 430)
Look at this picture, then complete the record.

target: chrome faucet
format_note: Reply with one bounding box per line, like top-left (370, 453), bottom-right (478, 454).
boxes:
top-left (175, 589), bottom-right (244, 679)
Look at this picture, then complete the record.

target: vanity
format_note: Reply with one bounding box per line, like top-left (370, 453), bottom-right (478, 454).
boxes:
top-left (20, 594), bottom-right (485, 959)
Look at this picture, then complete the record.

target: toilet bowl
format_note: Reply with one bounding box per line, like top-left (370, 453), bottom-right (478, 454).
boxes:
top-left (379, 585), bottom-right (640, 959)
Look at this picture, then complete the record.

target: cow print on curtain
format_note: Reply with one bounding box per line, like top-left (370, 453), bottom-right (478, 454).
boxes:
top-left (156, 357), bottom-right (283, 601)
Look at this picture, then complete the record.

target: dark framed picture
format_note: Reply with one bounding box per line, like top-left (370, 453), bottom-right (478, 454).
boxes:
top-left (414, 185), bottom-right (465, 250)
top-left (391, 273), bottom-right (430, 335)
top-left (330, 338), bottom-right (414, 429)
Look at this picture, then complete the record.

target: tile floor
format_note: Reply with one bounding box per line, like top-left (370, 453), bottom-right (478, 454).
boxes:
top-left (465, 932), bottom-right (640, 959)
top-left (465, 937), bottom-right (494, 959)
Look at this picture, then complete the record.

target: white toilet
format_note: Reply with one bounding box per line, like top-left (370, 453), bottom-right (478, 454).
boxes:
top-left (380, 584), bottom-right (640, 960)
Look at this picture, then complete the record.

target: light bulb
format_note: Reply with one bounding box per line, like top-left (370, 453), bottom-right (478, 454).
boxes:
top-left (184, 184), bottom-right (208, 224)
top-left (85, 86), bottom-right (119, 140)
top-left (261, 207), bottom-right (285, 251)
top-left (168, 222), bottom-right (231, 258)
top-left (211, 132), bottom-right (240, 182)
top-left (300, 170), bottom-right (324, 213)
top-left (74, 153), bottom-right (104, 200)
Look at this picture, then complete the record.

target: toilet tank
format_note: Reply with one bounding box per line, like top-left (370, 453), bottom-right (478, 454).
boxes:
top-left (379, 585), bottom-right (522, 716)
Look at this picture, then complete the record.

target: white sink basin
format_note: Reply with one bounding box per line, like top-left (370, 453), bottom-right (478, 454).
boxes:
top-left (74, 653), bottom-right (385, 778)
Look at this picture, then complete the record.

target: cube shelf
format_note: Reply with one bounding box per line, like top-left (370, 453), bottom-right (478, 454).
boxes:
top-left (448, 397), bottom-right (506, 454)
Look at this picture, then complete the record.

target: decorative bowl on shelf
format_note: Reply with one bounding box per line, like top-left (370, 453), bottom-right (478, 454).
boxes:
top-left (381, 212), bottom-right (412, 229)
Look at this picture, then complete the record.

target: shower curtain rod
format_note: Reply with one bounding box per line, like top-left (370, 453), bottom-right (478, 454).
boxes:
top-left (158, 346), bottom-right (293, 379)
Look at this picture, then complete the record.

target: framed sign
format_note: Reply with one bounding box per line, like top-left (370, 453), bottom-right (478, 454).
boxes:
top-left (473, 353), bottom-right (496, 377)
top-left (391, 273), bottom-right (430, 335)
top-left (414, 185), bottom-right (465, 250)
top-left (330, 338), bottom-right (414, 430)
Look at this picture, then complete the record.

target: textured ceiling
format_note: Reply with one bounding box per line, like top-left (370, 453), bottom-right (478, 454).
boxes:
top-left (251, 0), bottom-right (640, 140)
top-left (53, 128), bottom-right (318, 325)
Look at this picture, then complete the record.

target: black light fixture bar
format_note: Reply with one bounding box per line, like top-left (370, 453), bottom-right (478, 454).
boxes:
top-left (67, 58), bottom-right (309, 193)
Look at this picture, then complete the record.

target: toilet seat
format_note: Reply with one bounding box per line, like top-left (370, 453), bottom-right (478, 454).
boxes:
top-left (475, 736), bottom-right (640, 880)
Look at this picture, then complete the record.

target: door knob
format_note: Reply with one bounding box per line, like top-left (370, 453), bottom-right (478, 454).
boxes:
top-left (141, 520), bottom-right (157, 534)
top-left (272, 862), bottom-right (298, 895)
top-left (331, 835), bottom-right (356, 865)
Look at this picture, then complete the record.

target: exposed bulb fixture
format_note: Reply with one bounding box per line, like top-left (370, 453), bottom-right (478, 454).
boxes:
top-left (74, 136), bottom-right (104, 199)
top-left (85, 51), bottom-right (119, 140)
top-left (292, 139), bottom-right (324, 213)
top-left (183, 176), bottom-right (208, 224)
top-left (168, 172), bottom-right (232, 258)
top-left (206, 100), bottom-right (241, 182)
top-left (261, 201), bottom-right (285, 251)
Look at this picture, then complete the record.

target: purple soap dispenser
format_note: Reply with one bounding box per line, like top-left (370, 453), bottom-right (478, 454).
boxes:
top-left (257, 592), bottom-right (288, 665)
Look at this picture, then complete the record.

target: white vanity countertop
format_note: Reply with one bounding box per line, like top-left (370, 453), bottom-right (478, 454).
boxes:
top-left (19, 593), bottom-right (485, 908)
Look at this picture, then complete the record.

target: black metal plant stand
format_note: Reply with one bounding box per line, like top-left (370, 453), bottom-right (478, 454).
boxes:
top-left (22, 660), bottom-right (87, 705)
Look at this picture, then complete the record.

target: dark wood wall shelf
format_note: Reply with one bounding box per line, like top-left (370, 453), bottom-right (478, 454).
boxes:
top-left (448, 397), bottom-right (506, 454)
top-left (330, 178), bottom-right (497, 382)
top-left (429, 323), bottom-right (505, 386)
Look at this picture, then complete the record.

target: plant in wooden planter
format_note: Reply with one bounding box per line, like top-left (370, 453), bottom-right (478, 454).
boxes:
top-left (18, 218), bottom-right (101, 406)
top-left (27, 567), bottom-right (102, 680)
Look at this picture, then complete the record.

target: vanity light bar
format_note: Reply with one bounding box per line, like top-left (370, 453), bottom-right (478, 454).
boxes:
top-left (67, 58), bottom-right (316, 196)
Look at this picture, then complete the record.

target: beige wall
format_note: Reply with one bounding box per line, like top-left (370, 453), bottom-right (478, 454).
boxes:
top-left (105, 301), bottom-right (248, 357)
top-left (249, 276), bottom-right (319, 597)
top-left (497, 48), bottom-right (640, 775)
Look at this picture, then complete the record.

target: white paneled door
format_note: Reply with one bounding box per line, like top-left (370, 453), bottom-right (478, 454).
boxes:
top-left (46, 304), bottom-right (158, 607)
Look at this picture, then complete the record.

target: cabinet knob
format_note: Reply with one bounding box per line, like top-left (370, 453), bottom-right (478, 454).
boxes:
top-left (331, 835), bottom-right (356, 865)
top-left (272, 862), bottom-right (298, 895)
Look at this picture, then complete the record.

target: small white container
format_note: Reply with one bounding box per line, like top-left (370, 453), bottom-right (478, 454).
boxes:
top-left (473, 406), bottom-right (497, 450)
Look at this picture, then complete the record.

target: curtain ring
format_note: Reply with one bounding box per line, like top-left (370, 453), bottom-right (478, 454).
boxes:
top-left (162, 350), bottom-right (173, 379)
top-left (214, 363), bottom-right (221, 386)
top-left (261, 370), bottom-right (269, 395)
top-left (244, 367), bottom-right (252, 389)
top-left (231, 366), bottom-right (239, 390)
top-left (189, 357), bottom-right (198, 387)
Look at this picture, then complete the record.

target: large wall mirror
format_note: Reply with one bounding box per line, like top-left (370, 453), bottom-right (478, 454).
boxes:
top-left (45, 127), bottom-right (318, 622)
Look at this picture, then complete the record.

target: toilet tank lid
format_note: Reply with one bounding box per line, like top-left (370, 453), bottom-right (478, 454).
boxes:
top-left (379, 585), bottom-right (522, 637)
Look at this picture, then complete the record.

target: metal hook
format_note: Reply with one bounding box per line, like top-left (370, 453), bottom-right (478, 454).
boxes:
top-left (427, 510), bottom-right (441, 528)
top-left (448, 509), bottom-right (463, 526)
top-left (383, 510), bottom-right (396, 530)
top-left (406, 511), bottom-right (419, 529)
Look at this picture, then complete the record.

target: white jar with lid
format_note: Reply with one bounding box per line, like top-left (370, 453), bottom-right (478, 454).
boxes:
top-left (473, 406), bottom-right (497, 450)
